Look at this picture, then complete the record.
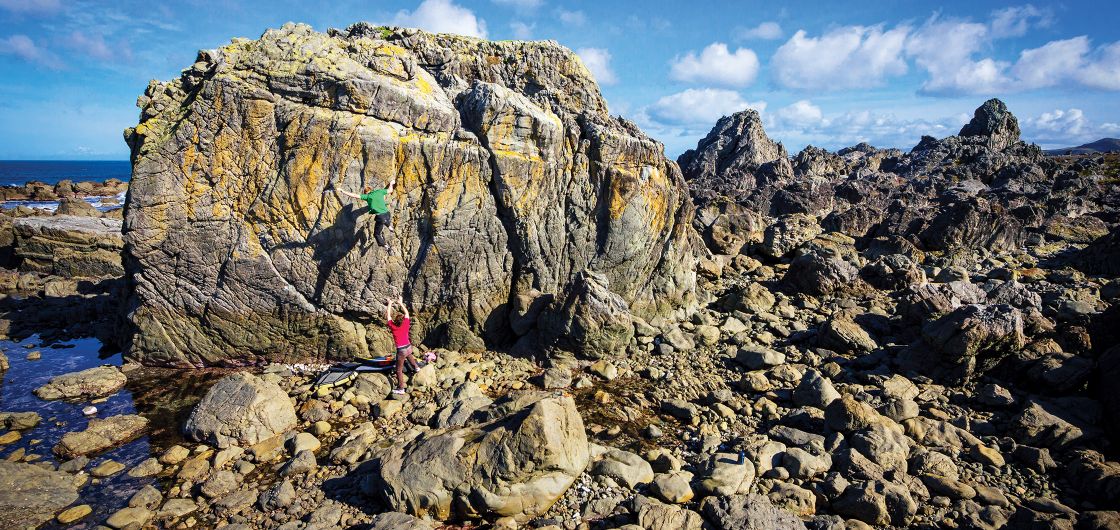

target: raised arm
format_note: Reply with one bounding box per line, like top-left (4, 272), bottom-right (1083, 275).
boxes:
top-left (398, 295), bottom-right (410, 320)
top-left (337, 188), bottom-right (362, 200)
top-left (386, 178), bottom-right (397, 195)
top-left (384, 297), bottom-right (394, 322)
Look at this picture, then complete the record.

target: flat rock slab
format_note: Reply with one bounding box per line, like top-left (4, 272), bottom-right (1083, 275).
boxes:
top-left (0, 460), bottom-right (80, 529)
top-left (54, 414), bottom-right (149, 458)
top-left (34, 365), bottom-right (127, 401)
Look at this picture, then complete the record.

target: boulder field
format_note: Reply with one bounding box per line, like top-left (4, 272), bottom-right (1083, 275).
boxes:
top-left (2, 20), bottom-right (1117, 530)
top-left (121, 22), bottom-right (698, 367)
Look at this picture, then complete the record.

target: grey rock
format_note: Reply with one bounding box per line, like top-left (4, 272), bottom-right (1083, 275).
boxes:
top-left (368, 512), bottom-right (434, 530)
top-left (0, 461), bottom-right (80, 529)
top-left (33, 365), bottom-right (126, 400)
top-left (736, 346), bottom-right (785, 370)
top-left (590, 447), bottom-right (654, 489)
top-left (698, 493), bottom-right (807, 530)
top-left (793, 370), bottom-right (841, 409)
top-left (183, 372), bottom-right (297, 448)
top-left (123, 23), bottom-right (698, 365)
top-left (53, 414), bottom-right (149, 458)
top-left (361, 393), bottom-right (588, 521)
top-left (898, 304), bottom-right (1024, 386)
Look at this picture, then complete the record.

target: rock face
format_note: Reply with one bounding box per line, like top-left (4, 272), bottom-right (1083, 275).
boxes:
top-left (360, 392), bottom-right (588, 522)
top-left (33, 365), bottom-right (127, 400)
top-left (122, 23), bottom-right (697, 366)
top-left (0, 460), bottom-right (81, 529)
top-left (537, 271), bottom-right (634, 359)
top-left (183, 372), bottom-right (297, 448)
top-left (12, 215), bottom-right (123, 278)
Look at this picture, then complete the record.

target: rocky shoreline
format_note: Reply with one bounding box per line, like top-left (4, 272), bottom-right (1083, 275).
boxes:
top-left (0, 23), bottom-right (1118, 530)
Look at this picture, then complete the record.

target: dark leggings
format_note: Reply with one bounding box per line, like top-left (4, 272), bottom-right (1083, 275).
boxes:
top-left (395, 345), bottom-right (419, 389)
top-left (374, 212), bottom-right (391, 247)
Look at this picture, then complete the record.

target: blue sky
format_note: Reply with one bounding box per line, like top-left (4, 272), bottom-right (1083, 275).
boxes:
top-left (0, 0), bottom-right (1118, 160)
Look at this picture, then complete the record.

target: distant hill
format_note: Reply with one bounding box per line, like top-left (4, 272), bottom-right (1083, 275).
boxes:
top-left (1045, 138), bottom-right (1120, 155)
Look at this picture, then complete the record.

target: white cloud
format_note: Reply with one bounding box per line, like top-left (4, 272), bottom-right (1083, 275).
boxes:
top-left (1078, 41), bottom-right (1120, 90)
top-left (904, 17), bottom-right (1000, 95)
top-left (0, 0), bottom-right (59, 14)
top-left (64, 31), bottom-right (115, 61)
top-left (773, 25), bottom-right (909, 90)
top-left (491, 0), bottom-right (543, 10)
top-left (774, 100), bottom-right (822, 126)
top-left (739, 21), bottom-right (783, 40)
top-left (1012, 36), bottom-right (1088, 89)
top-left (645, 88), bottom-right (765, 126)
top-left (0, 34), bottom-right (63, 69)
top-left (669, 43), bottom-right (759, 87)
top-left (509, 21), bottom-right (535, 40)
top-left (576, 47), bottom-right (618, 86)
top-left (392, 0), bottom-right (488, 38)
top-left (1021, 108), bottom-right (1120, 147)
top-left (990, 4), bottom-right (1051, 38)
top-left (556, 8), bottom-right (585, 27)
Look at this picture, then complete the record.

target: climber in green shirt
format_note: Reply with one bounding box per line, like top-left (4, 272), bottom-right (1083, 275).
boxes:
top-left (335, 178), bottom-right (396, 254)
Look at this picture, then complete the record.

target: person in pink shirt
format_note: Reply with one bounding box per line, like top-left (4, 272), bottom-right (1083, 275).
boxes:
top-left (386, 296), bottom-right (421, 394)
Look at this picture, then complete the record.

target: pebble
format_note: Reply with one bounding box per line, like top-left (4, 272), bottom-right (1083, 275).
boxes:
top-left (56, 504), bottom-right (92, 524)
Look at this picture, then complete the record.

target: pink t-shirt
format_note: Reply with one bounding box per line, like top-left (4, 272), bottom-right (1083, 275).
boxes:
top-left (387, 317), bottom-right (411, 347)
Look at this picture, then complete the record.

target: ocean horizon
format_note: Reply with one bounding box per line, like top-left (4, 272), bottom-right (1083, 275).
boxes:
top-left (0, 160), bottom-right (130, 187)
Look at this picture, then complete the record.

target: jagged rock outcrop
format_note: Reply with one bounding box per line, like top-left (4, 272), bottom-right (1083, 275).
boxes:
top-left (122, 23), bottom-right (698, 366)
top-left (959, 98), bottom-right (1021, 151)
top-left (678, 110), bottom-right (793, 209)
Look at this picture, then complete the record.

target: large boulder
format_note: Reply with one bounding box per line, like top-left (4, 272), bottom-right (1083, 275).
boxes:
top-left (183, 372), bottom-right (297, 448)
top-left (360, 392), bottom-right (588, 522)
top-left (121, 23), bottom-right (697, 366)
top-left (0, 461), bottom-right (80, 529)
top-left (33, 365), bottom-right (127, 401)
top-left (782, 250), bottom-right (860, 297)
top-left (897, 304), bottom-right (1024, 385)
top-left (12, 215), bottom-right (123, 278)
top-left (537, 271), bottom-right (634, 359)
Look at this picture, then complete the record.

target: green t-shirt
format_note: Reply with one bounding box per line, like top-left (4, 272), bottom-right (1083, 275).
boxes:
top-left (360, 189), bottom-right (389, 214)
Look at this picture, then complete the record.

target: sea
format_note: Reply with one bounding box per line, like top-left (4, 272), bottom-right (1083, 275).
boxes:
top-left (0, 160), bottom-right (131, 186)
top-left (0, 160), bottom-right (131, 211)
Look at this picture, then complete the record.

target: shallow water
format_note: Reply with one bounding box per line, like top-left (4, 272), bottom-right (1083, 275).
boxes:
top-left (0, 336), bottom-right (223, 528)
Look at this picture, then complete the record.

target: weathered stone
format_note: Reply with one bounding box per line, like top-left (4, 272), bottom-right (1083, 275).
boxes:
top-left (590, 447), bottom-right (654, 489)
top-left (898, 304), bottom-right (1024, 386)
top-left (1014, 400), bottom-right (1085, 450)
top-left (361, 393), bottom-right (588, 522)
top-left (698, 493), bottom-right (807, 530)
top-left (0, 461), bottom-right (80, 529)
top-left (12, 215), bottom-right (123, 278)
top-left (695, 452), bottom-right (755, 497)
top-left (651, 471), bottom-right (694, 504)
top-left (183, 372), bottom-right (297, 448)
top-left (33, 365), bottom-right (126, 400)
top-left (123, 23), bottom-right (697, 366)
top-left (53, 414), bottom-right (149, 458)
top-left (539, 271), bottom-right (636, 359)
